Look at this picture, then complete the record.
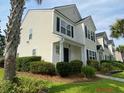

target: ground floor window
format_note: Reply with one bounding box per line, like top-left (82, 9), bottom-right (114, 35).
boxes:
top-left (32, 49), bottom-right (36, 56)
top-left (87, 49), bottom-right (97, 60)
top-left (56, 45), bottom-right (60, 54)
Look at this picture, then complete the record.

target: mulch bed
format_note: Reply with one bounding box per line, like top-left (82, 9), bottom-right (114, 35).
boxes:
top-left (17, 72), bottom-right (100, 83)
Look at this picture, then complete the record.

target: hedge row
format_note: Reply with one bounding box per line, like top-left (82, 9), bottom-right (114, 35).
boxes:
top-left (30, 61), bottom-right (56, 75)
top-left (16, 56), bottom-right (41, 71)
top-left (56, 60), bottom-right (83, 77)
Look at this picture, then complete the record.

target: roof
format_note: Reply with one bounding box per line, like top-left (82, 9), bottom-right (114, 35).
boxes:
top-left (23, 4), bottom-right (94, 25)
top-left (108, 40), bottom-right (115, 46)
top-left (96, 32), bottom-right (106, 37)
top-left (96, 32), bottom-right (108, 40)
top-left (54, 4), bottom-right (82, 23)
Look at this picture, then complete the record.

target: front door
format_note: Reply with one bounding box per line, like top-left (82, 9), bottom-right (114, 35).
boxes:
top-left (64, 48), bottom-right (69, 62)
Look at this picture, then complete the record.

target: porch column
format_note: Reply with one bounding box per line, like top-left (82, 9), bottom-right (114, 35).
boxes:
top-left (59, 40), bottom-right (64, 62)
top-left (81, 46), bottom-right (87, 66)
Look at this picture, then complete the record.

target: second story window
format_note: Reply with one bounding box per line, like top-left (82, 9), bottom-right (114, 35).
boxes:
top-left (71, 26), bottom-right (74, 38)
top-left (61, 20), bottom-right (66, 34)
top-left (56, 17), bottom-right (74, 38)
top-left (85, 26), bottom-right (95, 42)
top-left (88, 30), bottom-right (91, 39)
top-left (103, 39), bottom-right (108, 48)
top-left (67, 25), bottom-right (71, 36)
top-left (29, 29), bottom-right (32, 40)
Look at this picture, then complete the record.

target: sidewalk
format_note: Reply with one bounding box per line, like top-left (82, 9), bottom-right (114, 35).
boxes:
top-left (96, 74), bottom-right (124, 83)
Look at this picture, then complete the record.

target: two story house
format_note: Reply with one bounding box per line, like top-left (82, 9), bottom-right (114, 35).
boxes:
top-left (17, 4), bottom-right (97, 65)
top-left (96, 32), bottom-right (115, 61)
top-left (108, 40), bottom-right (116, 60)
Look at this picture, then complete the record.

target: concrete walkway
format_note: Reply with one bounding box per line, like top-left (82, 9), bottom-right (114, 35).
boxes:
top-left (96, 74), bottom-right (124, 83)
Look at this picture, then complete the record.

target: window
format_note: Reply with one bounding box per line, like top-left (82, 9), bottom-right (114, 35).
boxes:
top-left (93, 32), bottom-right (95, 42)
top-left (67, 25), bottom-right (71, 36)
top-left (87, 49), bottom-right (97, 60)
top-left (71, 26), bottom-right (74, 38)
top-left (29, 29), bottom-right (32, 40)
top-left (91, 32), bottom-right (93, 41)
top-left (61, 20), bottom-right (66, 34)
top-left (85, 26), bottom-right (95, 42)
top-left (56, 17), bottom-right (60, 32)
top-left (104, 39), bottom-right (108, 48)
top-left (85, 26), bottom-right (88, 38)
top-left (56, 45), bottom-right (60, 54)
top-left (88, 30), bottom-right (91, 39)
top-left (32, 49), bottom-right (36, 56)
top-left (56, 17), bottom-right (74, 38)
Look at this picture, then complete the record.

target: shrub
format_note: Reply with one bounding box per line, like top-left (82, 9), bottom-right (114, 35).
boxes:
top-left (16, 56), bottom-right (41, 72)
top-left (100, 60), bottom-right (124, 71)
top-left (81, 66), bottom-right (96, 78)
top-left (87, 60), bottom-right (100, 71)
top-left (0, 57), bottom-right (4, 68)
top-left (100, 60), bottom-right (112, 64)
top-left (100, 63), bottom-right (113, 73)
top-left (30, 61), bottom-right (56, 75)
top-left (113, 62), bottom-right (124, 70)
top-left (56, 62), bottom-right (71, 77)
top-left (70, 60), bottom-right (83, 74)
top-left (0, 77), bottom-right (48, 93)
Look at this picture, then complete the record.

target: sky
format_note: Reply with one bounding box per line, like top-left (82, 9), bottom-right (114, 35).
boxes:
top-left (0, 0), bottom-right (124, 47)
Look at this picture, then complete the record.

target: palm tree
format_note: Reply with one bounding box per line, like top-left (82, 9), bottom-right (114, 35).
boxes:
top-left (4, 0), bottom-right (42, 80)
top-left (116, 45), bottom-right (124, 52)
top-left (110, 19), bottom-right (124, 38)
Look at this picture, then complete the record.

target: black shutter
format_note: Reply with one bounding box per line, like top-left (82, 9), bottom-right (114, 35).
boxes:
top-left (56, 17), bottom-right (60, 32)
top-left (71, 26), bottom-right (74, 38)
top-left (87, 49), bottom-right (89, 60)
top-left (85, 26), bottom-right (87, 38)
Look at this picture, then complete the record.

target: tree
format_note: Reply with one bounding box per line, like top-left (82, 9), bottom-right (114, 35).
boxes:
top-left (110, 19), bottom-right (124, 38)
top-left (4, 0), bottom-right (42, 80)
top-left (116, 45), bottom-right (124, 53)
top-left (0, 34), bottom-right (5, 57)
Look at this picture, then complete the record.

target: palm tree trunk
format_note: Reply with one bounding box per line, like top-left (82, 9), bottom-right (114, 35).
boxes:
top-left (4, 0), bottom-right (25, 80)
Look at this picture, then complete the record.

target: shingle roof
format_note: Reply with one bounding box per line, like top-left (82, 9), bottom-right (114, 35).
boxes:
top-left (108, 40), bottom-right (115, 46)
top-left (96, 32), bottom-right (106, 37)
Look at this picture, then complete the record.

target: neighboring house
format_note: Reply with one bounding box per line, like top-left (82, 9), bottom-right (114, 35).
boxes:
top-left (108, 40), bottom-right (116, 60)
top-left (96, 32), bottom-right (114, 61)
top-left (18, 4), bottom-right (97, 65)
top-left (115, 51), bottom-right (123, 62)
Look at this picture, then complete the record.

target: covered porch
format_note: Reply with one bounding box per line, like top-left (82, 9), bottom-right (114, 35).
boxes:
top-left (52, 39), bottom-right (86, 65)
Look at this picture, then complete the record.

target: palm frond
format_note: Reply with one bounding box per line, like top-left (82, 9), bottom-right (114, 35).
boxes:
top-left (35, 0), bottom-right (43, 4)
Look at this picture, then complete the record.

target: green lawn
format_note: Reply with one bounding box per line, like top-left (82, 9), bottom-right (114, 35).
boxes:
top-left (0, 68), bottom-right (4, 79)
top-left (0, 68), bottom-right (124, 93)
top-left (112, 72), bottom-right (124, 79)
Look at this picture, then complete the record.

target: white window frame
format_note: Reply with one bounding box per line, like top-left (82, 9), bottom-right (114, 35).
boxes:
top-left (32, 49), bottom-right (36, 56)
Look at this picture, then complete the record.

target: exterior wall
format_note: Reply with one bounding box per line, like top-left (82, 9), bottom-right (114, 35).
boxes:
top-left (96, 37), bottom-right (112, 60)
top-left (103, 47), bottom-right (111, 60)
top-left (18, 10), bottom-right (61, 62)
top-left (70, 45), bottom-right (81, 61)
top-left (108, 44), bottom-right (115, 60)
top-left (97, 38), bottom-right (104, 48)
top-left (83, 18), bottom-right (97, 61)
